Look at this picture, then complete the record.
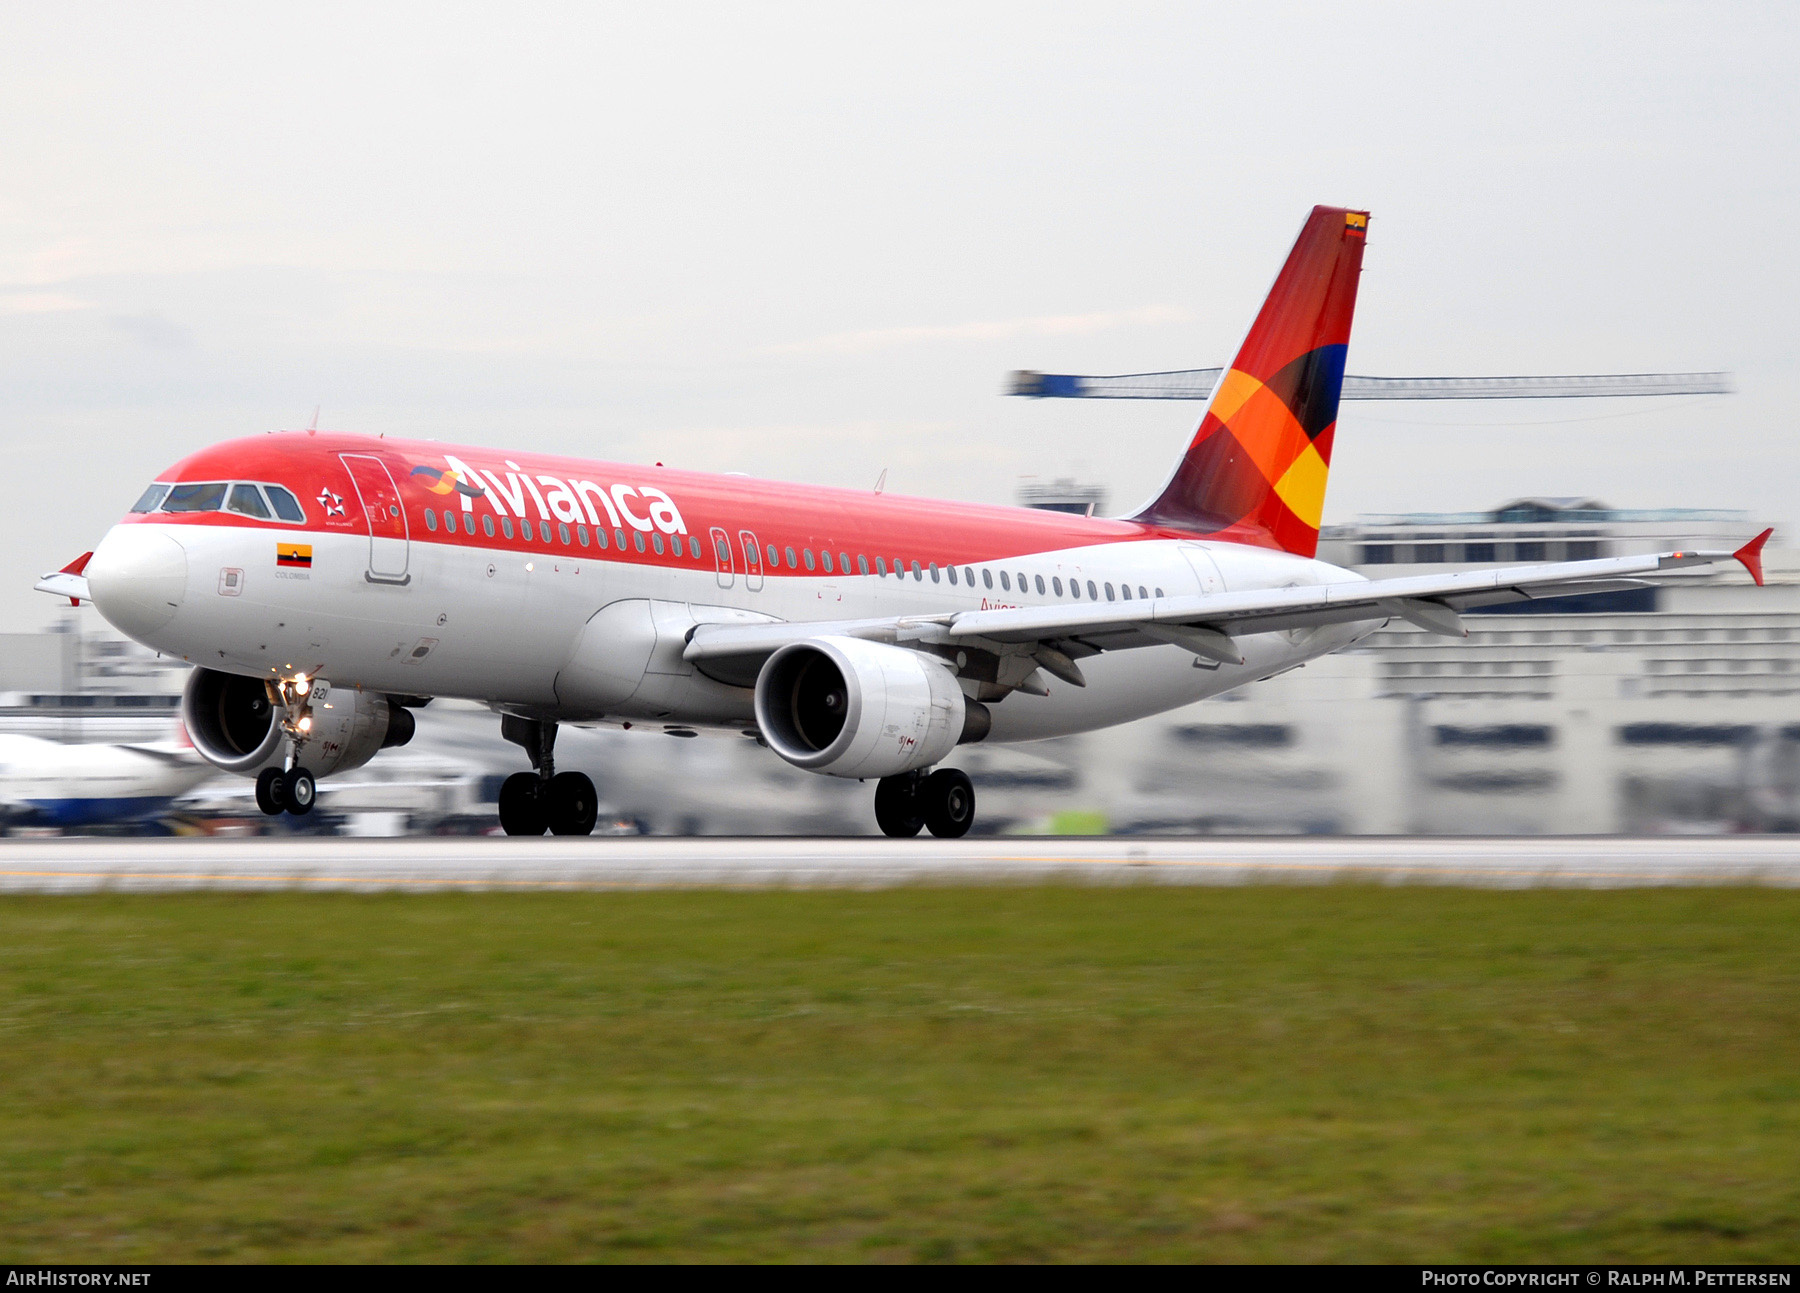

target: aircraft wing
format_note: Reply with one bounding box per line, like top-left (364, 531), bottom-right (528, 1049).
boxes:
top-left (685, 533), bottom-right (1770, 680)
top-left (947, 546), bottom-right (1760, 645)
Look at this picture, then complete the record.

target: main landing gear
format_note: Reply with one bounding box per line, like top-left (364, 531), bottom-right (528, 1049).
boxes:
top-left (255, 675), bottom-right (319, 819)
top-left (874, 768), bottom-right (976, 839)
top-left (498, 716), bottom-right (598, 836)
top-left (255, 765), bottom-right (316, 817)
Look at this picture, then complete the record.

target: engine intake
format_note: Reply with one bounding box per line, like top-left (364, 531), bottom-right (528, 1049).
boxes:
top-left (182, 667), bottom-right (413, 779)
top-left (754, 636), bottom-right (982, 780)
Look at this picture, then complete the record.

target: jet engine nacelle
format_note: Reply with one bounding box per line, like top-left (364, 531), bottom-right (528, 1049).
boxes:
top-left (181, 667), bottom-right (414, 779)
top-left (754, 636), bottom-right (983, 780)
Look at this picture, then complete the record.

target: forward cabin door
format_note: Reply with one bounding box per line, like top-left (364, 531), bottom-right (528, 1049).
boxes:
top-left (340, 454), bottom-right (411, 585)
top-left (739, 531), bottom-right (764, 592)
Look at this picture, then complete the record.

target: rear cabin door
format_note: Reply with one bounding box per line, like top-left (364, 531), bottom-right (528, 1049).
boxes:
top-left (340, 454), bottom-right (411, 584)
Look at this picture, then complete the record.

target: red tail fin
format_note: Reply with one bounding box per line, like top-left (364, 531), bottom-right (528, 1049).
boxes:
top-left (1132, 206), bottom-right (1368, 556)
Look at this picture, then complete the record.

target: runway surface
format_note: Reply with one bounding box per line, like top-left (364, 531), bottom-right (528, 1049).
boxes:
top-left (3, 834), bottom-right (1800, 892)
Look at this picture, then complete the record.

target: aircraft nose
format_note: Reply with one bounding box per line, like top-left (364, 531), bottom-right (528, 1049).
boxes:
top-left (86, 525), bottom-right (189, 640)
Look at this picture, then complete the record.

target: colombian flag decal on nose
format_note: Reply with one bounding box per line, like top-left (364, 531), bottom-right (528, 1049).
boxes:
top-left (277, 543), bottom-right (313, 568)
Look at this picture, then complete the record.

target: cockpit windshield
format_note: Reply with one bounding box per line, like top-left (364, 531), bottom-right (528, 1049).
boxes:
top-left (161, 482), bottom-right (229, 513)
top-left (227, 483), bottom-right (271, 519)
top-left (265, 486), bottom-right (306, 522)
top-left (133, 481), bottom-right (308, 523)
top-left (130, 483), bottom-right (170, 513)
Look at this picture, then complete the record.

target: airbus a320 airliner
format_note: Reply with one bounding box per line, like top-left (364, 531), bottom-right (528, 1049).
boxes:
top-left (38, 207), bottom-right (1770, 837)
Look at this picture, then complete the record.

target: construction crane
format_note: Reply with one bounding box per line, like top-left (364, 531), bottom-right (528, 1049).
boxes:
top-left (1007, 369), bottom-right (1735, 401)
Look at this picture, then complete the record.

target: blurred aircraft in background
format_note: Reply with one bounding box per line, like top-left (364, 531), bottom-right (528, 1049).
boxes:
top-left (42, 206), bottom-right (1771, 839)
top-left (0, 729), bottom-right (213, 828)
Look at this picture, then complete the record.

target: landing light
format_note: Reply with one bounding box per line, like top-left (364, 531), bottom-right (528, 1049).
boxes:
top-left (294, 673), bottom-right (310, 695)
top-left (298, 716), bottom-right (312, 733)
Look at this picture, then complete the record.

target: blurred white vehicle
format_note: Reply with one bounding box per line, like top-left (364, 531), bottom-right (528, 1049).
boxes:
top-left (0, 731), bottom-right (213, 827)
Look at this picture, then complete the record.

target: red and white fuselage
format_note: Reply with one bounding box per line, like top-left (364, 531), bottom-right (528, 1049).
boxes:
top-left (84, 432), bottom-right (1366, 743)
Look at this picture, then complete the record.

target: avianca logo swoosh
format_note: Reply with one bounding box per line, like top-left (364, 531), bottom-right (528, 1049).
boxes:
top-left (410, 464), bottom-right (488, 498)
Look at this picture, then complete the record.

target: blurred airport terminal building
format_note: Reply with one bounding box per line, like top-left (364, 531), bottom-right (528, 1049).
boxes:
top-left (5, 492), bottom-right (1796, 836)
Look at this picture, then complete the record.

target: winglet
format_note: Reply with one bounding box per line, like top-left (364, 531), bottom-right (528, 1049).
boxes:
top-left (1735, 528), bottom-right (1772, 587)
top-left (35, 551), bottom-right (94, 606)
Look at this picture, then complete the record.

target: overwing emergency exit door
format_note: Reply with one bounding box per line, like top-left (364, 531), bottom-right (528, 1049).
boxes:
top-left (340, 454), bottom-right (411, 585)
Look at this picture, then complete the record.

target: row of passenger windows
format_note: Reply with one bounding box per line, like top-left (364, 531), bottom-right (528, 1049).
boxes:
top-left (421, 507), bottom-right (704, 559)
top-left (132, 481), bottom-right (307, 523)
top-left (421, 507), bottom-right (1165, 600)
top-left (728, 538), bottom-right (1162, 600)
top-left (867, 557), bottom-right (1161, 603)
top-left (746, 541), bottom-right (1163, 602)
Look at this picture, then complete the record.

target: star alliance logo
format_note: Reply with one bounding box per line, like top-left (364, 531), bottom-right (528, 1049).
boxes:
top-left (317, 489), bottom-right (345, 518)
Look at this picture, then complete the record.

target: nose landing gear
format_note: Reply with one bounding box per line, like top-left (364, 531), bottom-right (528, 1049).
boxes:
top-left (874, 767), bottom-right (976, 838)
top-left (254, 675), bottom-right (320, 818)
top-left (498, 716), bottom-right (598, 836)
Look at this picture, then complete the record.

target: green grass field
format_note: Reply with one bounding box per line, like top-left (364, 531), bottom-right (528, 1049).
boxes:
top-left (1, 885), bottom-right (1797, 1263)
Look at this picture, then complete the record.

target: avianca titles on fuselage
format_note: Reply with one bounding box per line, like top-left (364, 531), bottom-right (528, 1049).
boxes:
top-left (56, 207), bottom-right (1767, 837)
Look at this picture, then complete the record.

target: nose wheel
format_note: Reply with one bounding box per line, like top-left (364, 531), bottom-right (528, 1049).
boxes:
top-left (255, 674), bottom-right (321, 819)
top-left (875, 768), bottom-right (975, 838)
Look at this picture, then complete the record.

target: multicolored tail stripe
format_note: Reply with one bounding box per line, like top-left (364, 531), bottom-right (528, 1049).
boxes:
top-left (1133, 206), bottom-right (1368, 557)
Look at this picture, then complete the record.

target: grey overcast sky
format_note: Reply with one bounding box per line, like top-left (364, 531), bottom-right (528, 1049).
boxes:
top-left (4, 2), bottom-right (1797, 628)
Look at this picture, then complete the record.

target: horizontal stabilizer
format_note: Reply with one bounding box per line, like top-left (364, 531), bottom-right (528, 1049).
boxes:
top-left (35, 551), bottom-right (93, 605)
